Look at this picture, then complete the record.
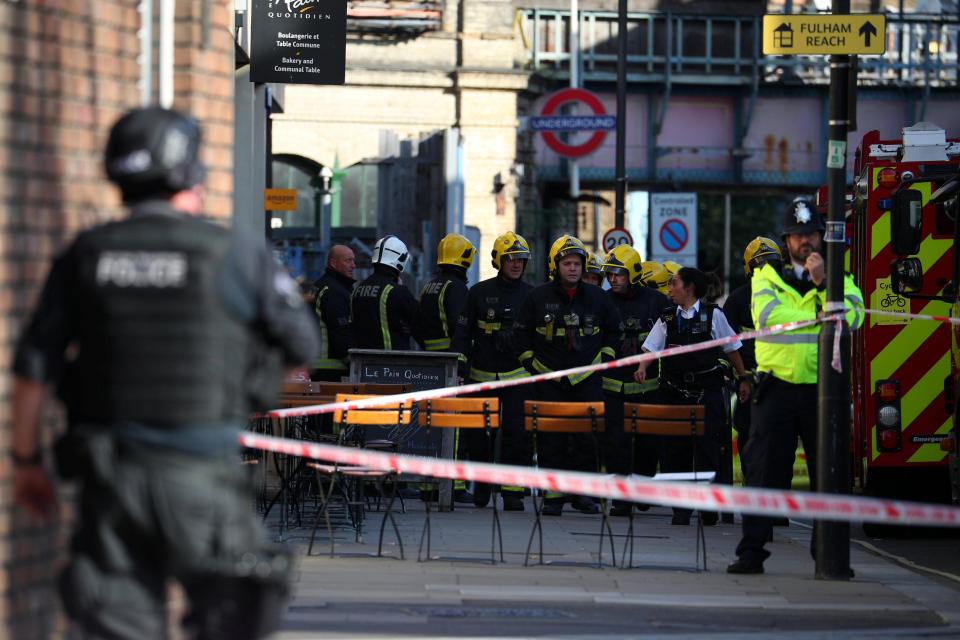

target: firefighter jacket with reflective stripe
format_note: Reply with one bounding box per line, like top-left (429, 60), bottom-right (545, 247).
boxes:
top-left (602, 284), bottom-right (668, 394)
top-left (515, 279), bottom-right (621, 385)
top-left (312, 267), bottom-right (355, 370)
top-left (13, 200), bottom-right (320, 425)
top-left (351, 266), bottom-right (418, 351)
top-left (722, 282), bottom-right (756, 371)
top-left (416, 266), bottom-right (468, 352)
top-left (452, 273), bottom-right (533, 381)
top-left (659, 302), bottom-right (723, 386)
top-left (751, 262), bottom-right (864, 384)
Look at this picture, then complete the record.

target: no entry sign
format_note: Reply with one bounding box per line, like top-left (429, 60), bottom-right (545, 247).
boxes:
top-left (533, 88), bottom-right (615, 159)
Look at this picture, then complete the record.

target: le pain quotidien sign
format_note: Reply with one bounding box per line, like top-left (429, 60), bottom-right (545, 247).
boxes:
top-left (250, 0), bottom-right (347, 85)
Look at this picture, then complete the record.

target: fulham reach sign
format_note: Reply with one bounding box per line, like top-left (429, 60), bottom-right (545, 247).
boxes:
top-left (762, 14), bottom-right (886, 56)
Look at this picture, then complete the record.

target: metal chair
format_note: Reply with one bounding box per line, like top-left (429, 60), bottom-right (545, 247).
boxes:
top-left (621, 403), bottom-right (708, 571)
top-left (414, 397), bottom-right (502, 563)
top-left (522, 400), bottom-right (615, 568)
top-left (306, 393), bottom-right (413, 559)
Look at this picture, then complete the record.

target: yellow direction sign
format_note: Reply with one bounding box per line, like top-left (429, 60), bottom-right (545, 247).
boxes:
top-left (762, 14), bottom-right (886, 55)
top-left (264, 188), bottom-right (297, 211)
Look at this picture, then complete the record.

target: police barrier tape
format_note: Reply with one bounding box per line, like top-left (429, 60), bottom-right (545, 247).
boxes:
top-left (269, 315), bottom-right (836, 419)
top-left (862, 307), bottom-right (960, 325)
top-left (238, 431), bottom-right (960, 527)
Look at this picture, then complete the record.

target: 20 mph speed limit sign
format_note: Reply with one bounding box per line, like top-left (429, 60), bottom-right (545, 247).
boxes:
top-left (602, 227), bottom-right (633, 252)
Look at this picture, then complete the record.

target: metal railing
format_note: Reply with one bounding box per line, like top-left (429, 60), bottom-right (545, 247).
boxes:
top-left (519, 10), bottom-right (959, 87)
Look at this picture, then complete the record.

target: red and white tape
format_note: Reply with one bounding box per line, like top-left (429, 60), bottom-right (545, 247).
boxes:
top-left (269, 315), bottom-right (835, 418)
top-left (238, 431), bottom-right (960, 527)
top-left (862, 307), bottom-right (960, 325)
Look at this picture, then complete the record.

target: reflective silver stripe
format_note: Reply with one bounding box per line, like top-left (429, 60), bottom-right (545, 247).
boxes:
top-left (845, 294), bottom-right (863, 329)
top-left (756, 333), bottom-right (818, 344)
top-left (757, 298), bottom-right (781, 327)
top-left (752, 288), bottom-right (777, 299)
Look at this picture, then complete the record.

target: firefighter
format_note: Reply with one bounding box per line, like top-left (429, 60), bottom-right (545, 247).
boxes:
top-left (11, 107), bottom-right (319, 638)
top-left (634, 267), bottom-right (747, 526)
top-left (515, 235), bottom-right (621, 516)
top-left (417, 233), bottom-right (475, 352)
top-left (723, 237), bottom-right (781, 477)
top-left (310, 244), bottom-right (356, 381)
top-left (640, 260), bottom-right (671, 296)
top-left (416, 232), bottom-right (476, 502)
top-left (601, 245), bottom-right (669, 517)
top-left (451, 231), bottom-right (534, 510)
top-left (581, 251), bottom-right (605, 287)
top-left (727, 200), bottom-right (864, 575)
top-left (351, 235), bottom-right (418, 351)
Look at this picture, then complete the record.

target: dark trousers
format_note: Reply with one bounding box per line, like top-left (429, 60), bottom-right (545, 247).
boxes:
top-left (659, 382), bottom-right (725, 518)
top-left (534, 375), bottom-right (603, 499)
top-left (605, 390), bottom-right (661, 477)
top-left (605, 388), bottom-right (662, 507)
top-left (735, 377), bottom-right (818, 563)
top-left (459, 383), bottom-right (529, 487)
top-left (61, 435), bottom-right (287, 640)
top-left (733, 394), bottom-right (751, 478)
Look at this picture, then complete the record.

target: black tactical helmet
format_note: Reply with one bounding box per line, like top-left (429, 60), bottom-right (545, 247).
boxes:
top-left (782, 198), bottom-right (825, 236)
top-left (105, 107), bottom-right (206, 202)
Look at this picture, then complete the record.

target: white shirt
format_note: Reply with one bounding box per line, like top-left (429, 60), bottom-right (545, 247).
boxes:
top-left (641, 299), bottom-right (743, 354)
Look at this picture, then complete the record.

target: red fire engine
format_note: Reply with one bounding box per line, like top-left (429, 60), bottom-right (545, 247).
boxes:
top-left (850, 122), bottom-right (960, 504)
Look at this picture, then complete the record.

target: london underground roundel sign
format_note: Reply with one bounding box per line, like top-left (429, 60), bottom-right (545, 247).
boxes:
top-left (533, 88), bottom-right (614, 159)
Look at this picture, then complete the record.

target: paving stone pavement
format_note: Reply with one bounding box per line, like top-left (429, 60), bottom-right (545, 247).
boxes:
top-left (268, 494), bottom-right (960, 639)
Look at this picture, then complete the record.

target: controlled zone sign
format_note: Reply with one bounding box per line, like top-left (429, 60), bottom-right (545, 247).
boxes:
top-left (533, 88), bottom-right (615, 159)
top-left (602, 227), bottom-right (633, 252)
top-left (650, 193), bottom-right (697, 265)
top-left (762, 14), bottom-right (886, 56)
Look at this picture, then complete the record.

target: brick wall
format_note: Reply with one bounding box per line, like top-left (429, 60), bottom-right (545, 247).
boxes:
top-left (0, 2), bottom-right (235, 637)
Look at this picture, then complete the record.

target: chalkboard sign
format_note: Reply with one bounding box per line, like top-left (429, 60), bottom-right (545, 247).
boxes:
top-left (357, 363), bottom-right (446, 391)
top-left (349, 349), bottom-right (460, 508)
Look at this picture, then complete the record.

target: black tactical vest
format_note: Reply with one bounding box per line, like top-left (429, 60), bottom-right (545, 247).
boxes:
top-left (64, 212), bottom-right (250, 425)
top-left (660, 302), bottom-right (722, 379)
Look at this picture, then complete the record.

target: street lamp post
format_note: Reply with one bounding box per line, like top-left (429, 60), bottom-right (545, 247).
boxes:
top-left (320, 165), bottom-right (334, 252)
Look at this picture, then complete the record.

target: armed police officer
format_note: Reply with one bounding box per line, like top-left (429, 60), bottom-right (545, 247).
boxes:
top-left (515, 235), bottom-right (621, 516)
top-left (452, 232), bottom-right (534, 510)
top-left (727, 200), bottom-right (864, 575)
top-left (11, 107), bottom-right (319, 639)
top-left (352, 235), bottom-right (419, 351)
top-left (634, 267), bottom-right (747, 526)
top-left (600, 245), bottom-right (669, 517)
top-left (311, 244), bottom-right (356, 381)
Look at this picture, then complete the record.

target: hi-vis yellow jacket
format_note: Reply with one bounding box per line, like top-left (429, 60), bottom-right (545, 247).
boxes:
top-left (751, 263), bottom-right (864, 384)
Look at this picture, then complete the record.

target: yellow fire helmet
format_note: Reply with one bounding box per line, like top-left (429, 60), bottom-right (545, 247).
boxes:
top-left (585, 251), bottom-right (605, 275)
top-left (489, 231), bottom-right (531, 270)
top-left (548, 235), bottom-right (588, 276)
top-left (662, 260), bottom-right (683, 278)
top-left (437, 232), bottom-right (476, 269)
top-left (639, 260), bottom-right (671, 294)
top-left (743, 236), bottom-right (782, 276)
top-left (602, 244), bottom-right (644, 284)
